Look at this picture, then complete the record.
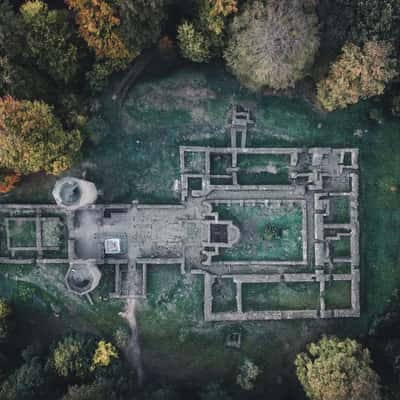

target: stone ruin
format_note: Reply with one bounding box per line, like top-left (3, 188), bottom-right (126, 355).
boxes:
top-left (0, 106), bottom-right (360, 321)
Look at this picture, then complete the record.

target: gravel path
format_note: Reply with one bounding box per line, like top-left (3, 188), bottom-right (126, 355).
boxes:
top-left (121, 298), bottom-right (145, 386)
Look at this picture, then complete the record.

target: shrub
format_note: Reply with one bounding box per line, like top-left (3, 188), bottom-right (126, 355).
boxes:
top-left (91, 341), bottom-right (118, 369)
top-left (236, 359), bottom-right (260, 391)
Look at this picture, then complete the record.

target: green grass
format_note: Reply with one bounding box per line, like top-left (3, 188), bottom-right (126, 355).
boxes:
top-left (324, 281), bottom-right (352, 309)
top-left (237, 154), bottom-right (290, 185)
top-left (325, 196), bottom-right (350, 223)
top-left (210, 153), bottom-right (232, 175)
top-left (242, 282), bottom-right (320, 311)
top-left (237, 171), bottom-right (290, 185)
top-left (147, 264), bottom-right (182, 303)
top-left (331, 236), bottom-right (351, 258)
top-left (184, 151), bottom-right (205, 173)
top-left (212, 278), bottom-right (237, 313)
top-left (332, 262), bottom-right (352, 274)
top-left (91, 264), bottom-right (117, 301)
top-left (8, 219), bottom-right (36, 248)
top-left (214, 202), bottom-right (303, 261)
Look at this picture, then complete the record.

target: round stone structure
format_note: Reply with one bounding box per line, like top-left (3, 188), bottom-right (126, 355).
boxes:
top-left (52, 177), bottom-right (98, 210)
top-left (65, 262), bottom-right (102, 296)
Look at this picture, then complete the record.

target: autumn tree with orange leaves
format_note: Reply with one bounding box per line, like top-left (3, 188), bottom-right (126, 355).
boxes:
top-left (66, 0), bottom-right (133, 62)
top-left (0, 172), bottom-right (20, 193)
top-left (0, 96), bottom-right (82, 175)
top-left (317, 41), bottom-right (398, 111)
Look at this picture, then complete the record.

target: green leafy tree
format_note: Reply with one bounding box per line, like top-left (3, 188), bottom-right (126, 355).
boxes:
top-left (0, 96), bottom-right (82, 175)
top-left (117, 0), bottom-right (166, 54)
top-left (177, 21), bottom-right (211, 63)
top-left (0, 0), bottom-right (29, 98)
top-left (0, 56), bottom-right (15, 96)
top-left (0, 357), bottom-right (57, 400)
top-left (317, 41), bottom-right (398, 111)
top-left (53, 335), bottom-right (92, 379)
top-left (177, 0), bottom-right (236, 63)
top-left (351, 0), bottom-right (400, 43)
top-left (0, 0), bottom-right (23, 58)
top-left (224, 0), bottom-right (319, 90)
top-left (62, 381), bottom-right (118, 400)
top-left (295, 336), bottom-right (381, 400)
top-left (20, 0), bottom-right (80, 84)
top-left (86, 58), bottom-right (128, 94)
top-left (0, 299), bottom-right (11, 341)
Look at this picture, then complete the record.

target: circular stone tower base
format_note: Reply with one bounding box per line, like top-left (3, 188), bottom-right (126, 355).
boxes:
top-left (52, 177), bottom-right (98, 210)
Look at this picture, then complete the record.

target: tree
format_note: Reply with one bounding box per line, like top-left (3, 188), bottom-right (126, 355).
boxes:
top-left (62, 381), bottom-right (118, 400)
top-left (317, 41), bottom-right (398, 111)
top-left (351, 0), bottom-right (400, 44)
top-left (0, 0), bottom-right (23, 58)
top-left (224, 0), bottom-right (319, 90)
top-left (116, 0), bottom-right (166, 55)
top-left (295, 336), bottom-right (381, 400)
top-left (0, 356), bottom-right (58, 400)
top-left (91, 341), bottom-right (118, 369)
top-left (210, 0), bottom-right (237, 17)
top-left (0, 171), bottom-right (20, 194)
top-left (66, 0), bottom-right (133, 63)
top-left (53, 335), bottom-right (91, 379)
top-left (0, 299), bottom-right (11, 341)
top-left (0, 96), bottom-right (82, 175)
top-left (236, 359), bottom-right (260, 391)
top-left (177, 0), bottom-right (237, 62)
top-left (20, 0), bottom-right (80, 84)
top-left (199, 0), bottom-right (237, 36)
top-left (0, 1), bottom-right (28, 98)
top-left (177, 22), bottom-right (211, 63)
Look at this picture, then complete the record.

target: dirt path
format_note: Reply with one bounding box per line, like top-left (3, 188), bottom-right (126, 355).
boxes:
top-left (120, 298), bottom-right (145, 386)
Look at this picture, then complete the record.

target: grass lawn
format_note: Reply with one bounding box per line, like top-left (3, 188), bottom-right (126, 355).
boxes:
top-left (242, 282), bottom-right (320, 311)
top-left (325, 196), bottom-right (350, 223)
top-left (7, 219), bottom-right (36, 248)
top-left (210, 153), bottom-right (232, 175)
top-left (325, 281), bottom-right (352, 309)
top-left (237, 154), bottom-right (290, 185)
top-left (331, 236), bottom-right (351, 258)
top-left (214, 202), bottom-right (303, 261)
top-left (212, 278), bottom-right (237, 313)
top-left (184, 151), bottom-right (205, 174)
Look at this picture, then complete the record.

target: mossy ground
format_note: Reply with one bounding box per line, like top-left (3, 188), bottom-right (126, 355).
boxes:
top-left (0, 63), bottom-right (399, 398)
